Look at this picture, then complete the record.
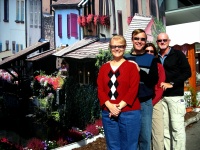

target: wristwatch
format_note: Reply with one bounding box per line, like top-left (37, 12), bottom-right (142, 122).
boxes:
top-left (170, 82), bottom-right (174, 86)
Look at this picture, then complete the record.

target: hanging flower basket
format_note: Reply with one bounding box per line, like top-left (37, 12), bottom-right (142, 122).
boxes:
top-left (81, 16), bottom-right (87, 27)
top-left (93, 15), bottom-right (99, 26)
top-left (127, 16), bottom-right (133, 25)
top-left (77, 16), bottom-right (83, 27)
top-left (87, 14), bottom-right (94, 24)
top-left (99, 15), bottom-right (110, 27)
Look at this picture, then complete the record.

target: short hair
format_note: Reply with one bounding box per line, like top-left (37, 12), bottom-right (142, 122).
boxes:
top-left (109, 35), bottom-right (127, 47)
top-left (144, 43), bottom-right (158, 56)
top-left (131, 29), bottom-right (147, 40)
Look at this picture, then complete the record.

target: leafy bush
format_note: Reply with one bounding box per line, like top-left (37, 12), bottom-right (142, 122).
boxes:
top-left (62, 77), bottom-right (101, 130)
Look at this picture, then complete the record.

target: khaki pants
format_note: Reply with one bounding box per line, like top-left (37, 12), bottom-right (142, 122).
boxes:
top-left (152, 100), bottom-right (164, 150)
top-left (162, 96), bottom-right (186, 150)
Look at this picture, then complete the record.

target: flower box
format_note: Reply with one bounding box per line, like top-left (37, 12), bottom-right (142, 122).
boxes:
top-left (53, 134), bottom-right (104, 150)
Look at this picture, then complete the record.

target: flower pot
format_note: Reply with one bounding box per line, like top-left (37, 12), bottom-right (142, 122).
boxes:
top-left (186, 107), bottom-right (194, 113)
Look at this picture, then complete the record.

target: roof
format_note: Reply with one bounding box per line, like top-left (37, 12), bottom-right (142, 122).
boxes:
top-left (52, 0), bottom-right (81, 5)
top-left (26, 49), bottom-right (56, 61)
top-left (124, 14), bottom-right (152, 50)
top-left (166, 5), bottom-right (200, 26)
top-left (0, 42), bottom-right (50, 68)
top-left (62, 38), bottom-right (110, 59)
top-left (53, 37), bottom-right (99, 57)
top-left (166, 21), bottom-right (200, 46)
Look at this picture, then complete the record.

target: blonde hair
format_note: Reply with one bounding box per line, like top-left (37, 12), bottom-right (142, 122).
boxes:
top-left (109, 35), bottom-right (126, 47)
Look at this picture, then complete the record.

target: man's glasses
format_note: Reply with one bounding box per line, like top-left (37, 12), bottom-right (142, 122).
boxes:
top-left (157, 39), bottom-right (168, 43)
top-left (133, 37), bottom-right (146, 42)
top-left (110, 45), bottom-right (125, 49)
top-left (145, 50), bottom-right (154, 53)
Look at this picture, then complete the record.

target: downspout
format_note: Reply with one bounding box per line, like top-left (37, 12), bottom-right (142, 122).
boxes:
top-left (78, 0), bottom-right (85, 7)
top-left (77, 8), bottom-right (81, 40)
top-left (82, 0), bottom-right (89, 7)
top-left (25, 0), bottom-right (27, 47)
top-left (52, 9), bottom-right (56, 49)
top-left (40, 0), bottom-right (43, 39)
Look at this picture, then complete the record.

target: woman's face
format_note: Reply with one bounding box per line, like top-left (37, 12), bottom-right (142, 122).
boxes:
top-left (110, 40), bottom-right (126, 59)
top-left (145, 46), bottom-right (155, 56)
top-left (132, 32), bottom-right (146, 51)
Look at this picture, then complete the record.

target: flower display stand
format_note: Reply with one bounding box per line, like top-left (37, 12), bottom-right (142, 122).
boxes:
top-left (53, 134), bottom-right (104, 150)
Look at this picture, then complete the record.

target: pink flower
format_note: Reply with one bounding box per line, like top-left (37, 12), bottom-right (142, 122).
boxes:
top-left (87, 14), bottom-right (94, 24)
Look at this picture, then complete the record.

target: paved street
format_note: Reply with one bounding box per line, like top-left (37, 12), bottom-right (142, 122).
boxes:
top-left (186, 120), bottom-right (200, 150)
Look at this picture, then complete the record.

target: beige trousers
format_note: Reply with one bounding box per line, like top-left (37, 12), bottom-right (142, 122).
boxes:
top-left (152, 100), bottom-right (164, 150)
top-left (162, 96), bottom-right (186, 150)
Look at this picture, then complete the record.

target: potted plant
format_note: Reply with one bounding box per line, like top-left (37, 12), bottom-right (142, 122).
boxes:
top-left (185, 86), bottom-right (200, 112)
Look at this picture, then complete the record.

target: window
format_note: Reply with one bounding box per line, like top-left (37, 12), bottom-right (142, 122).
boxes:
top-left (16, 44), bottom-right (23, 52)
top-left (67, 15), bottom-right (70, 38)
top-left (34, 0), bottom-right (38, 28)
top-left (67, 13), bottom-right (78, 39)
top-left (117, 10), bottom-right (123, 35)
top-left (29, 0), bottom-right (41, 28)
top-left (70, 13), bottom-right (78, 39)
top-left (4, 0), bottom-right (9, 22)
top-left (111, 0), bottom-right (116, 34)
top-left (16, 0), bottom-right (24, 23)
top-left (0, 42), bottom-right (2, 52)
top-left (58, 14), bottom-right (62, 38)
top-left (30, 0), bottom-right (33, 27)
top-left (21, 0), bottom-right (24, 22)
top-left (5, 40), bottom-right (9, 50)
top-left (12, 41), bottom-right (16, 54)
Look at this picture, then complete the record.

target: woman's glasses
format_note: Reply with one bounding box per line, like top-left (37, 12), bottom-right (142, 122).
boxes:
top-left (145, 50), bottom-right (154, 53)
top-left (157, 39), bottom-right (168, 43)
top-left (133, 37), bottom-right (146, 42)
top-left (110, 45), bottom-right (125, 49)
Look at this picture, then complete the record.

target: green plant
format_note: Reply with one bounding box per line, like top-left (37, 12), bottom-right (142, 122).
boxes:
top-left (185, 86), bottom-right (199, 107)
top-left (95, 49), bottom-right (112, 69)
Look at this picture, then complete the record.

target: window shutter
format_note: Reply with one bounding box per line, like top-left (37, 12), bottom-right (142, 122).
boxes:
top-left (16, 44), bottom-right (19, 52)
top-left (0, 43), bottom-right (2, 52)
top-left (67, 14), bottom-right (70, 38)
top-left (58, 14), bottom-right (62, 38)
top-left (21, 44), bottom-right (23, 50)
top-left (70, 13), bottom-right (78, 39)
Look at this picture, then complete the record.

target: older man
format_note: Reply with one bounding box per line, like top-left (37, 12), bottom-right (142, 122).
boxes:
top-left (156, 33), bottom-right (191, 150)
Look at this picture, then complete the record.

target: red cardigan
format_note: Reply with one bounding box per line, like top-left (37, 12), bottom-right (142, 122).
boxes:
top-left (97, 60), bottom-right (140, 112)
top-left (152, 63), bottom-right (166, 105)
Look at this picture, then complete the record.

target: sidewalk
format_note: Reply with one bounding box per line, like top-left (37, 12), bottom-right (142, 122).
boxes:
top-left (185, 111), bottom-right (200, 127)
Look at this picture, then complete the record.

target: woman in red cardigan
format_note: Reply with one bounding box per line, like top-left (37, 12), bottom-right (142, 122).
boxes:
top-left (97, 35), bottom-right (141, 150)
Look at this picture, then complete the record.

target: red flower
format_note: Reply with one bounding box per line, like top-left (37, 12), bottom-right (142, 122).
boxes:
top-left (82, 16), bottom-right (87, 27)
top-left (99, 15), bottom-right (110, 26)
top-left (87, 14), bottom-right (94, 24)
top-left (93, 15), bottom-right (99, 26)
top-left (77, 16), bottom-right (82, 27)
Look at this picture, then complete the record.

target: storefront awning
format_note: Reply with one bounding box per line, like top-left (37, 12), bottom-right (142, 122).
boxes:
top-left (166, 21), bottom-right (200, 46)
top-left (53, 37), bottom-right (99, 57)
top-left (26, 49), bottom-right (56, 61)
top-left (62, 38), bottom-right (110, 59)
top-left (0, 42), bottom-right (50, 68)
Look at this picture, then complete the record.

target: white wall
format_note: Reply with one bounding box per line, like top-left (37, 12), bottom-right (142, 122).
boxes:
top-left (0, 0), bottom-right (25, 52)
